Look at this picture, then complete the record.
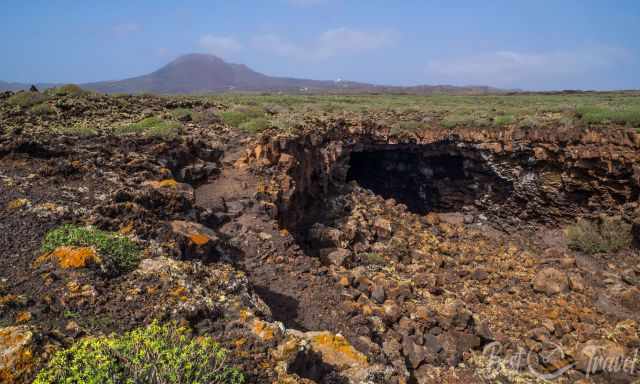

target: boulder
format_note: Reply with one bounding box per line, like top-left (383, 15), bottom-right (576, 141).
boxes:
top-left (575, 339), bottom-right (626, 374)
top-left (533, 268), bottom-right (569, 296)
top-left (169, 220), bottom-right (220, 261)
top-left (320, 248), bottom-right (351, 267)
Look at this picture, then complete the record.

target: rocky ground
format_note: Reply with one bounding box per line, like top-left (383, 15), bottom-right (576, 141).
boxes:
top-left (1, 89), bottom-right (640, 383)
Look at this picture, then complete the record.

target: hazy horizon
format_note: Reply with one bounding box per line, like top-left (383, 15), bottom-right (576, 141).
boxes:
top-left (2, 0), bottom-right (639, 91)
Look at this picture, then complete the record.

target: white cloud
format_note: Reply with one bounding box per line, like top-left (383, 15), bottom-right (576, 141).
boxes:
top-left (198, 35), bottom-right (243, 56)
top-left (425, 46), bottom-right (632, 88)
top-left (252, 27), bottom-right (395, 60)
top-left (112, 23), bottom-right (141, 36)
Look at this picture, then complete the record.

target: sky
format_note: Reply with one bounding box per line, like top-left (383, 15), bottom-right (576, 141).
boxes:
top-left (1, 0), bottom-right (639, 90)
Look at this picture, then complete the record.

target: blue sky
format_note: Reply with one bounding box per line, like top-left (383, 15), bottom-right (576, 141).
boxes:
top-left (1, 0), bottom-right (639, 90)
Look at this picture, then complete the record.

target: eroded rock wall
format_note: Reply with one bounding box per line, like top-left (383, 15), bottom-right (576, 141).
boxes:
top-left (247, 123), bottom-right (640, 228)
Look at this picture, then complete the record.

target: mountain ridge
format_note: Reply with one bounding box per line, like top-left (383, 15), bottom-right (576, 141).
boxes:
top-left (1, 53), bottom-right (508, 94)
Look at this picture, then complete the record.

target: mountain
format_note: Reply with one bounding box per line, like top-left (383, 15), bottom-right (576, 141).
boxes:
top-left (82, 54), bottom-right (372, 94)
top-left (1, 54), bottom-right (508, 94)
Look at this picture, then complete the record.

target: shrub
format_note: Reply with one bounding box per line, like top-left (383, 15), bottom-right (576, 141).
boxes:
top-left (220, 107), bottom-right (265, 128)
top-left (391, 120), bottom-right (425, 134)
top-left (238, 117), bottom-right (270, 134)
top-left (192, 108), bottom-right (222, 125)
top-left (33, 321), bottom-right (245, 384)
top-left (118, 117), bottom-right (182, 138)
top-left (7, 91), bottom-right (48, 107)
top-left (30, 102), bottom-right (55, 116)
top-left (566, 216), bottom-right (633, 254)
top-left (50, 84), bottom-right (88, 97)
top-left (493, 114), bottom-right (514, 126)
top-left (56, 122), bottom-right (97, 136)
top-left (171, 108), bottom-right (192, 121)
top-left (41, 224), bottom-right (140, 276)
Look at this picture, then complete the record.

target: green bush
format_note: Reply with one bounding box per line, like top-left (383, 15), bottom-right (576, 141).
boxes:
top-left (7, 91), bottom-right (48, 107)
top-left (31, 102), bottom-right (55, 116)
top-left (41, 224), bottom-right (140, 276)
top-left (220, 107), bottom-right (265, 128)
top-left (493, 114), bottom-right (514, 126)
top-left (50, 84), bottom-right (88, 97)
top-left (118, 117), bottom-right (182, 138)
top-left (171, 108), bottom-right (192, 121)
top-left (238, 117), bottom-right (270, 134)
top-left (34, 321), bottom-right (245, 384)
top-left (192, 108), bottom-right (222, 125)
top-left (566, 216), bottom-right (633, 254)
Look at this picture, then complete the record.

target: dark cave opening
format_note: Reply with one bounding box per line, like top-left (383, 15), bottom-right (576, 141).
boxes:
top-left (345, 146), bottom-right (514, 215)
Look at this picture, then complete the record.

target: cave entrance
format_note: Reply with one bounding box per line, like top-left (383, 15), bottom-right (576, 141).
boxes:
top-left (345, 145), bottom-right (513, 215)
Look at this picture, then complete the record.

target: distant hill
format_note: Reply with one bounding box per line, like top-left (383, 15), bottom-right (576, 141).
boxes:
top-left (1, 53), bottom-right (508, 95)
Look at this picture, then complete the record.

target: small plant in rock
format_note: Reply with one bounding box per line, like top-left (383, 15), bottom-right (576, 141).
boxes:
top-left (117, 116), bottom-right (183, 138)
top-left (33, 321), bottom-right (245, 384)
top-left (7, 91), bottom-right (48, 108)
top-left (566, 216), bottom-right (633, 254)
top-left (41, 224), bottom-right (141, 276)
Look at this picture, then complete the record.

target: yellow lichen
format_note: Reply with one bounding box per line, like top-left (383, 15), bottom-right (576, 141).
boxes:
top-left (118, 222), bottom-right (134, 235)
top-left (6, 198), bottom-right (29, 210)
top-left (310, 333), bottom-right (368, 368)
top-left (169, 286), bottom-right (188, 302)
top-left (34, 246), bottom-right (100, 269)
top-left (157, 179), bottom-right (178, 188)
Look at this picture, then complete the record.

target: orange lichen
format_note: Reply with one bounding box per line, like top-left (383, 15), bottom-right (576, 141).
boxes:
top-left (189, 233), bottom-right (210, 245)
top-left (0, 294), bottom-right (18, 306)
top-left (252, 320), bottom-right (275, 341)
top-left (15, 312), bottom-right (31, 324)
top-left (34, 246), bottom-right (99, 269)
top-left (310, 333), bottom-right (368, 368)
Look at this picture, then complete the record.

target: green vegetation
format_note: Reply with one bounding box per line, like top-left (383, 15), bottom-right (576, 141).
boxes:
top-left (41, 224), bottom-right (141, 276)
top-left (170, 107), bottom-right (193, 121)
top-left (55, 122), bottom-right (97, 136)
top-left (7, 91), bottom-right (48, 107)
top-left (192, 108), bottom-right (221, 125)
top-left (30, 102), bottom-right (55, 116)
top-left (220, 107), bottom-right (265, 127)
top-left (566, 216), bottom-right (633, 254)
top-left (117, 116), bottom-right (183, 138)
top-left (493, 114), bottom-right (515, 126)
top-left (577, 105), bottom-right (640, 127)
top-left (392, 120), bottom-right (425, 133)
top-left (48, 84), bottom-right (89, 97)
top-left (34, 321), bottom-right (244, 384)
top-left (219, 106), bottom-right (270, 134)
top-left (206, 92), bottom-right (640, 129)
top-left (239, 116), bottom-right (269, 133)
